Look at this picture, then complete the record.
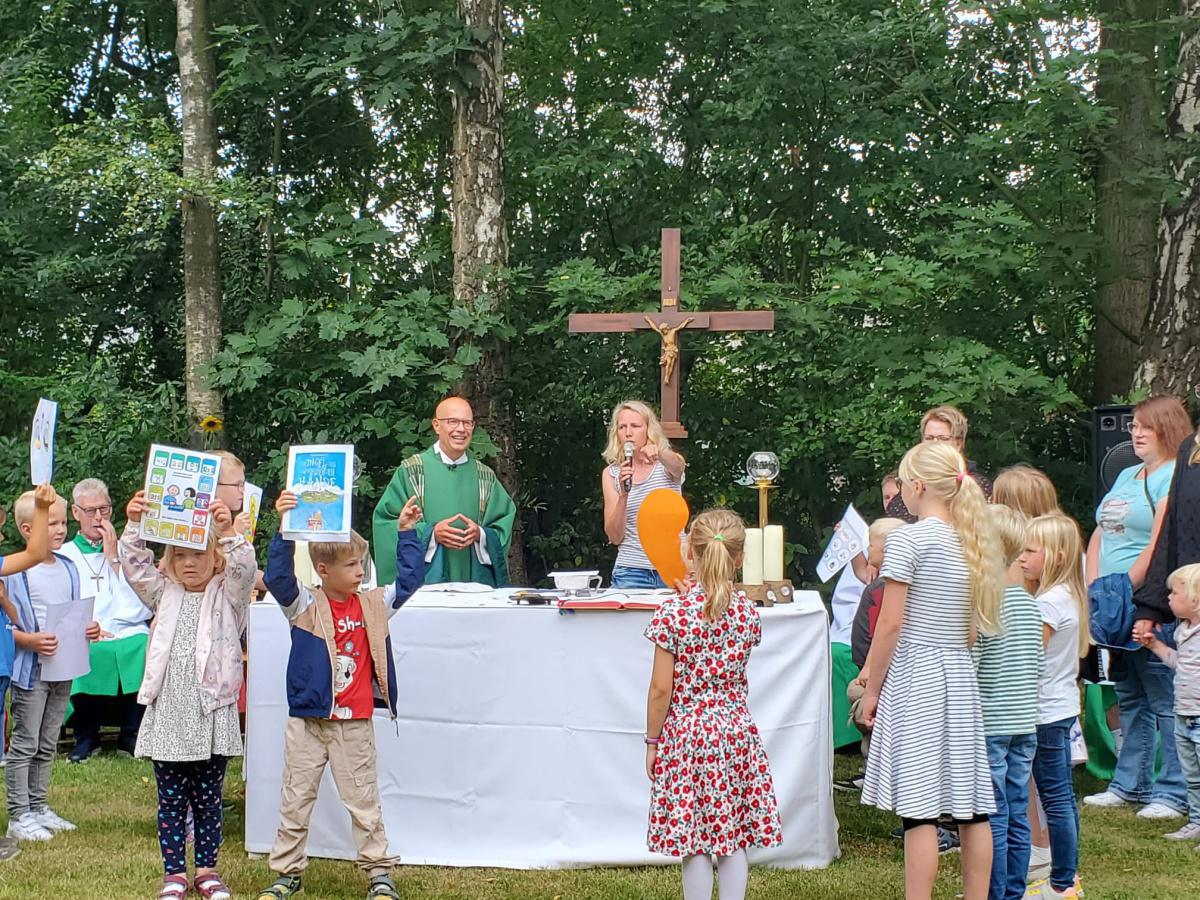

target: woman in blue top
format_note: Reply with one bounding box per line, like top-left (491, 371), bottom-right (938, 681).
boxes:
top-left (600, 400), bottom-right (686, 590)
top-left (1084, 395), bottom-right (1193, 819)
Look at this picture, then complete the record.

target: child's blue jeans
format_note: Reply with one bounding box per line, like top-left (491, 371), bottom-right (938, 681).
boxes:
top-left (1174, 713), bottom-right (1200, 825)
top-left (1033, 716), bottom-right (1080, 893)
top-left (986, 732), bottom-right (1037, 900)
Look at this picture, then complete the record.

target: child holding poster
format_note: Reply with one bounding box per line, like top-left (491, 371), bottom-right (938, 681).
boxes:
top-left (120, 491), bottom-right (257, 900)
top-left (254, 489), bottom-right (424, 900)
top-left (3, 487), bottom-right (101, 843)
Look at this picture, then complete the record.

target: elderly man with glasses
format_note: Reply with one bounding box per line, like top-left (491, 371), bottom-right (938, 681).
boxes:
top-left (58, 478), bottom-right (151, 762)
top-left (372, 396), bottom-right (517, 587)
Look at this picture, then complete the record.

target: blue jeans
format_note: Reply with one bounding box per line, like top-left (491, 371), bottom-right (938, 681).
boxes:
top-left (1175, 714), bottom-right (1200, 825)
top-left (1033, 717), bottom-right (1079, 892)
top-left (611, 565), bottom-right (666, 590)
top-left (1109, 648), bottom-right (1188, 810)
top-left (986, 733), bottom-right (1038, 900)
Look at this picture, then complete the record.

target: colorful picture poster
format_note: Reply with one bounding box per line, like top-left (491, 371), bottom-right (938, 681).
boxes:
top-left (243, 481), bottom-right (264, 544)
top-left (141, 444), bottom-right (223, 549)
top-left (282, 444), bottom-right (353, 543)
top-left (30, 397), bottom-right (58, 485)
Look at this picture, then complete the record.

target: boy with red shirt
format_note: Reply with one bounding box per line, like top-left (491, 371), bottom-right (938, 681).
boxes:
top-left (257, 491), bottom-right (424, 900)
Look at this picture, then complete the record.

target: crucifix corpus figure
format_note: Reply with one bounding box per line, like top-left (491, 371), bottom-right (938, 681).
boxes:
top-left (568, 228), bottom-right (774, 438)
top-left (644, 315), bottom-right (694, 385)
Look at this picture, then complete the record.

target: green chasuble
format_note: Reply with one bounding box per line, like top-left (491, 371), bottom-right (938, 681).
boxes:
top-left (373, 447), bottom-right (516, 587)
top-left (68, 534), bottom-right (148, 697)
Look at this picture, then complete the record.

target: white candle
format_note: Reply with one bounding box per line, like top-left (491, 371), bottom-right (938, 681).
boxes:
top-left (743, 528), bottom-right (764, 585)
top-left (763, 525), bottom-right (785, 581)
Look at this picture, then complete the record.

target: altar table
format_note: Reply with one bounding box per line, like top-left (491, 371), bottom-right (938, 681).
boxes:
top-left (243, 588), bottom-right (839, 869)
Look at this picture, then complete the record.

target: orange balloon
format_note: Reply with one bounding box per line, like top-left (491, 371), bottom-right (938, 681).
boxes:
top-left (636, 489), bottom-right (690, 587)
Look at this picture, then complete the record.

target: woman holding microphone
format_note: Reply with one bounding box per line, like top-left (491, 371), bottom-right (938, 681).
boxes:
top-left (601, 401), bottom-right (686, 590)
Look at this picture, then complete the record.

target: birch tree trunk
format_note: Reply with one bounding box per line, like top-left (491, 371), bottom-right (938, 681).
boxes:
top-left (176, 0), bottom-right (224, 441)
top-left (1094, 0), bottom-right (1164, 401)
top-left (1136, 3), bottom-right (1200, 397)
top-left (452, 0), bottom-right (526, 583)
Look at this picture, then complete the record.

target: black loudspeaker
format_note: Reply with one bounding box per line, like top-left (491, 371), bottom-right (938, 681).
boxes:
top-left (1093, 404), bottom-right (1137, 504)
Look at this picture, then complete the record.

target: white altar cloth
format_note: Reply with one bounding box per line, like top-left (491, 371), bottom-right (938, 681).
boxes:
top-left (244, 589), bottom-right (839, 869)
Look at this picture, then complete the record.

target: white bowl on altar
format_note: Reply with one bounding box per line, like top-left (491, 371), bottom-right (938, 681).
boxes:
top-left (550, 570), bottom-right (602, 591)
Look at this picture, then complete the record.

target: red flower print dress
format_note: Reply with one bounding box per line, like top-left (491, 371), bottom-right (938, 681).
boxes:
top-left (643, 585), bottom-right (783, 856)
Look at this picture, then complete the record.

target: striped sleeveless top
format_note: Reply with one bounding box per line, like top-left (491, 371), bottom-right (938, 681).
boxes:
top-left (608, 461), bottom-right (682, 570)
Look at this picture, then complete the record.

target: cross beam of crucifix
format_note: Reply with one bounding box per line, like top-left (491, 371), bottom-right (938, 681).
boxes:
top-left (567, 228), bottom-right (774, 438)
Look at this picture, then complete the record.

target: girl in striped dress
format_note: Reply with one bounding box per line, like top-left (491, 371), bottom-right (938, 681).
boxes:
top-left (861, 441), bottom-right (1005, 900)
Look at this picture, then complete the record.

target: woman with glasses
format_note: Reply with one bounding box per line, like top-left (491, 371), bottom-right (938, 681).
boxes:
top-left (886, 406), bottom-right (993, 523)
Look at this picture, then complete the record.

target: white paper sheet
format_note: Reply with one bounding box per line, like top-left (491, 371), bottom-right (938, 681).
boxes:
top-left (243, 482), bottom-right (264, 544)
top-left (30, 397), bottom-right (58, 485)
top-left (39, 598), bottom-right (94, 682)
top-left (816, 503), bottom-right (869, 582)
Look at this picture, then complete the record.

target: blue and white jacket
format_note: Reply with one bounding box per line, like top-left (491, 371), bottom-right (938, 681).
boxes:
top-left (264, 531), bottom-right (424, 719)
top-left (1, 552), bottom-right (82, 689)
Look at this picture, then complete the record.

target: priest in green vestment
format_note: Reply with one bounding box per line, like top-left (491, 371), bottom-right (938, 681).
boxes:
top-left (373, 397), bottom-right (517, 586)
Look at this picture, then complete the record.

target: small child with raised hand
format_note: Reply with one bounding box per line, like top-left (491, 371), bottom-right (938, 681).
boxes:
top-left (974, 506), bottom-right (1044, 900)
top-left (121, 490), bottom-right (258, 900)
top-left (1136, 563), bottom-right (1200, 845)
top-left (254, 489), bottom-right (425, 900)
top-left (3, 485), bottom-right (101, 842)
top-left (643, 508), bottom-right (782, 900)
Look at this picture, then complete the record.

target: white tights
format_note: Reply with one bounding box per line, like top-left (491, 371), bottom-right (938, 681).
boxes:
top-left (681, 850), bottom-right (748, 900)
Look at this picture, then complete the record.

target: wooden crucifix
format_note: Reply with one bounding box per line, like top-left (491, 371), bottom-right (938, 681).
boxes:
top-left (568, 228), bottom-right (774, 438)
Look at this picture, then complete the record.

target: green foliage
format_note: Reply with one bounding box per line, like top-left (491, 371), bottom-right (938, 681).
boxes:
top-left (0, 0), bottom-right (1146, 586)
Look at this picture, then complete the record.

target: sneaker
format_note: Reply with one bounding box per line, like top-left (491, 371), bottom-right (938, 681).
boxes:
top-left (1165, 822), bottom-right (1200, 840)
top-left (937, 826), bottom-right (960, 853)
top-left (833, 772), bottom-right (865, 792)
top-left (33, 807), bottom-right (76, 832)
top-left (1082, 790), bottom-right (1129, 808)
top-left (1074, 875), bottom-right (1085, 897)
top-left (1027, 843), bottom-right (1052, 882)
top-left (1024, 879), bottom-right (1048, 899)
top-left (0, 836), bottom-right (20, 862)
top-left (6, 813), bottom-right (52, 841)
top-left (1044, 884), bottom-right (1080, 899)
top-left (67, 741), bottom-right (99, 764)
top-left (1137, 802), bottom-right (1184, 820)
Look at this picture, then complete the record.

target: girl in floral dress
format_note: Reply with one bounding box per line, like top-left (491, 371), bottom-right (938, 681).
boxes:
top-left (643, 508), bottom-right (782, 900)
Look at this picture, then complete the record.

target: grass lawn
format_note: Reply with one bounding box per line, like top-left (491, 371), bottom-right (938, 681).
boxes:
top-left (0, 751), bottom-right (1195, 899)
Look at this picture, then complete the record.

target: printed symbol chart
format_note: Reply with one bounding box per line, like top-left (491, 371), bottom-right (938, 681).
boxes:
top-left (141, 444), bottom-right (224, 548)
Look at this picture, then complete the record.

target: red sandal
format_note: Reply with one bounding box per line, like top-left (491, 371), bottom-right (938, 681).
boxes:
top-left (157, 875), bottom-right (188, 900)
top-left (194, 872), bottom-right (233, 900)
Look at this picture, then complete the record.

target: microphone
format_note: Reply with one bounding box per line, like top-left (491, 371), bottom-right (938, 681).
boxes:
top-left (623, 441), bottom-right (634, 492)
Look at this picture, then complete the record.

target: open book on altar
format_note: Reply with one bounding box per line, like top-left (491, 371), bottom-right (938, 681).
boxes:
top-left (557, 593), bottom-right (667, 611)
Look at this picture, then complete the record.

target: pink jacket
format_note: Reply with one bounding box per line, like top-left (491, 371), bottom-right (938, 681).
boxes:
top-left (119, 522), bottom-right (257, 713)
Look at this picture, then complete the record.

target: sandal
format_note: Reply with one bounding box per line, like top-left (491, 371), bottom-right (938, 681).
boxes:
top-left (256, 875), bottom-right (303, 899)
top-left (158, 875), bottom-right (188, 900)
top-left (367, 874), bottom-right (400, 898)
top-left (194, 872), bottom-right (233, 900)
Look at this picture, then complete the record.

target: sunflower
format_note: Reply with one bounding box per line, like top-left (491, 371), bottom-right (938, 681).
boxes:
top-left (198, 415), bottom-right (224, 433)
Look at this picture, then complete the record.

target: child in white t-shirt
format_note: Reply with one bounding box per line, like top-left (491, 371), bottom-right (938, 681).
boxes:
top-left (1019, 514), bottom-right (1090, 899)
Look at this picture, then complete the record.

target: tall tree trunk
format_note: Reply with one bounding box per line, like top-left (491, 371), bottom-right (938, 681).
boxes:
top-left (1136, 2), bottom-right (1200, 397)
top-left (1094, 0), bottom-right (1164, 402)
top-left (176, 0), bottom-right (224, 443)
top-left (451, 0), bottom-right (526, 583)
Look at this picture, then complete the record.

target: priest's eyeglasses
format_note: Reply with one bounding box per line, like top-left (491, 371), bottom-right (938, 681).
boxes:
top-left (74, 504), bottom-right (113, 518)
top-left (437, 418), bottom-right (475, 429)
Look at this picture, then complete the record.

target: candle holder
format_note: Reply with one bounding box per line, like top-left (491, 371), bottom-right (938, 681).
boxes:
top-left (738, 451), bottom-right (792, 604)
top-left (745, 451), bottom-right (780, 528)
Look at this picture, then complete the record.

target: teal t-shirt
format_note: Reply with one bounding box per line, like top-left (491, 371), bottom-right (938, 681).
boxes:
top-left (1096, 462), bottom-right (1174, 577)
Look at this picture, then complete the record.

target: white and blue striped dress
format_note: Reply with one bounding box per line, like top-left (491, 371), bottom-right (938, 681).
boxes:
top-left (860, 517), bottom-right (995, 820)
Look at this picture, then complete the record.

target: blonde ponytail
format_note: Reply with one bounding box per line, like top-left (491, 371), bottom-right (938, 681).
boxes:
top-left (689, 508), bottom-right (746, 621)
top-left (898, 442), bottom-right (1005, 635)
